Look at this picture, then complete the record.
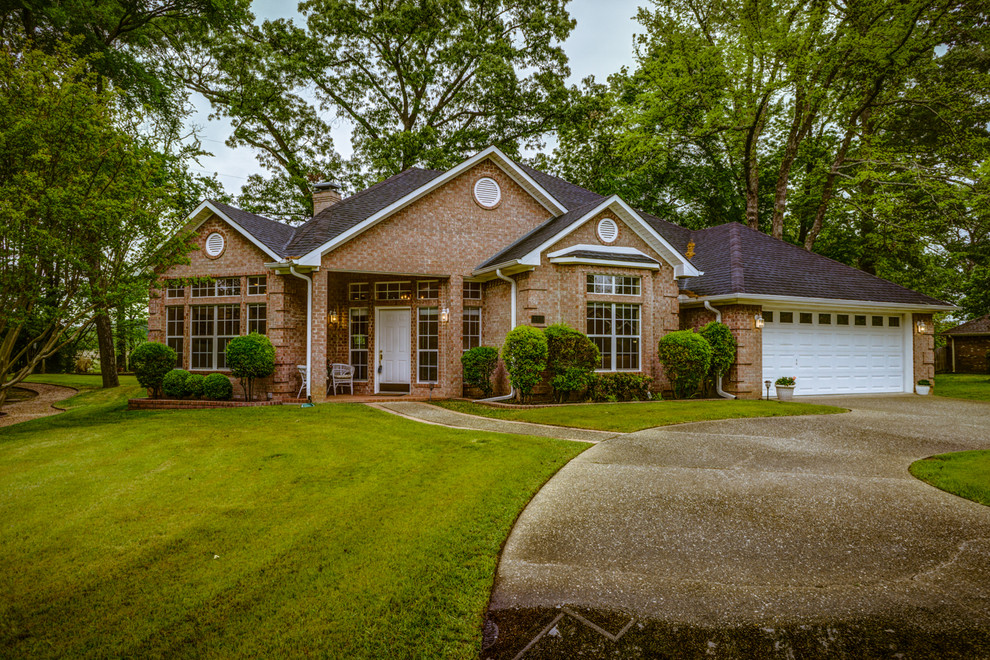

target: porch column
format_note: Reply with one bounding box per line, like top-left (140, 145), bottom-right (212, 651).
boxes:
top-left (444, 275), bottom-right (464, 398)
top-left (311, 269), bottom-right (328, 401)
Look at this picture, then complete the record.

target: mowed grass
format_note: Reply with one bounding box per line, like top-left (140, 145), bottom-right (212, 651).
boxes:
top-left (24, 372), bottom-right (141, 393)
top-left (0, 380), bottom-right (588, 659)
top-left (935, 373), bottom-right (990, 401)
top-left (433, 399), bottom-right (846, 433)
top-left (910, 450), bottom-right (990, 506)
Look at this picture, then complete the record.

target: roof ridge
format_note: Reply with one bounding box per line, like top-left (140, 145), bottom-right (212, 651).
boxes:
top-left (728, 223), bottom-right (745, 292)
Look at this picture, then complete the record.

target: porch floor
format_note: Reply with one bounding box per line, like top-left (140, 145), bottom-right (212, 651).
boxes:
top-left (282, 394), bottom-right (437, 404)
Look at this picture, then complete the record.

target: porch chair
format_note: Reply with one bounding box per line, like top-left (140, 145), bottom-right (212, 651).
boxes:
top-left (296, 365), bottom-right (308, 399)
top-left (330, 363), bottom-right (355, 395)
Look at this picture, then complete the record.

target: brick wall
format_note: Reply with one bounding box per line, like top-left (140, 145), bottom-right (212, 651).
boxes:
top-left (680, 303), bottom-right (763, 399)
top-left (948, 336), bottom-right (990, 373)
top-left (913, 313), bottom-right (935, 390)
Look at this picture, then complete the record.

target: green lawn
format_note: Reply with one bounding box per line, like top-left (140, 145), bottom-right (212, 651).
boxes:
top-left (0, 378), bottom-right (587, 658)
top-left (910, 450), bottom-right (990, 506)
top-left (934, 373), bottom-right (990, 401)
top-left (433, 399), bottom-right (846, 433)
top-left (24, 372), bottom-right (140, 392)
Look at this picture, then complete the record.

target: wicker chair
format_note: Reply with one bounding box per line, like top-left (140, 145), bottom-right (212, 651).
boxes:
top-left (330, 363), bottom-right (355, 395)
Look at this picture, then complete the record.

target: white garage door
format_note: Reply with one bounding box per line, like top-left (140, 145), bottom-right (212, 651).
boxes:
top-left (762, 310), bottom-right (907, 395)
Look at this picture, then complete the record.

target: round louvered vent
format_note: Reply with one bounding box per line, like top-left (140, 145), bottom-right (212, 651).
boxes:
top-left (474, 177), bottom-right (501, 208)
top-left (597, 218), bottom-right (618, 243)
top-left (205, 232), bottom-right (225, 257)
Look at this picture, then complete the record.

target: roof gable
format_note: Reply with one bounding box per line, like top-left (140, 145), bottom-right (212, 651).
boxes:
top-left (184, 200), bottom-right (295, 260)
top-left (944, 314), bottom-right (990, 335)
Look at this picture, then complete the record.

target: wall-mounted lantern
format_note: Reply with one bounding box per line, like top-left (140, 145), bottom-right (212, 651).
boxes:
top-left (327, 307), bottom-right (339, 327)
top-left (755, 314), bottom-right (764, 329)
top-left (440, 307), bottom-right (450, 323)
top-left (916, 319), bottom-right (927, 334)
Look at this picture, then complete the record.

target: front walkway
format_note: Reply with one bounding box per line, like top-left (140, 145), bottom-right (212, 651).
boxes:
top-left (0, 383), bottom-right (77, 428)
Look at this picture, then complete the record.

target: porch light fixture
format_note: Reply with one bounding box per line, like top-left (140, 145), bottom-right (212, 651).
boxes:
top-left (327, 307), bottom-right (339, 327)
top-left (755, 314), bottom-right (764, 329)
top-left (440, 307), bottom-right (450, 323)
top-left (916, 320), bottom-right (927, 334)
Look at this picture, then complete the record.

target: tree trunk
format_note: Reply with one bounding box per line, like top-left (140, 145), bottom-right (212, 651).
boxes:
top-left (95, 311), bottom-right (119, 388)
top-left (115, 304), bottom-right (127, 372)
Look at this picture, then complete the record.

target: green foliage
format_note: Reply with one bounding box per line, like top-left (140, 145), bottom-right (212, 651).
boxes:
top-left (775, 376), bottom-right (796, 387)
top-left (202, 373), bottom-right (233, 401)
top-left (658, 331), bottom-right (712, 399)
top-left (461, 346), bottom-right (500, 398)
top-left (699, 322), bottom-right (737, 394)
top-left (545, 324), bottom-right (600, 403)
top-left (502, 326), bottom-right (548, 402)
top-left (130, 342), bottom-right (177, 398)
top-left (588, 373), bottom-right (654, 403)
top-left (225, 333), bottom-right (275, 401)
top-left (162, 369), bottom-right (190, 399)
top-left (910, 450), bottom-right (990, 506)
top-left (184, 373), bottom-right (206, 399)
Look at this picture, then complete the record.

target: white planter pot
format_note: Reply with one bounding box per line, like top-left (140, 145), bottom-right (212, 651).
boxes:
top-left (916, 384), bottom-right (931, 396)
top-left (776, 385), bottom-right (795, 401)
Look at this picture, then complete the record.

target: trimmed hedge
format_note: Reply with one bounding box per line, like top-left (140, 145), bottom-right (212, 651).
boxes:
top-left (130, 342), bottom-right (177, 398)
top-left (502, 326), bottom-right (548, 403)
top-left (461, 346), bottom-right (500, 397)
top-left (658, 330), bottom-right (712, 399)
top-left (699, 321), bottom-right (737, 395)
top-left (184, 373), bottom-right (206, 399)
top-left (202, 373), bottom-right (233, 401)
top-left (589, 373), bottom-right (654, 402)
top-left (162, 369), bottom-right (190, 399)
top-left (545, 324), bottom-right (600, 403)
top-left (226, 332), bottom-right (275, 401)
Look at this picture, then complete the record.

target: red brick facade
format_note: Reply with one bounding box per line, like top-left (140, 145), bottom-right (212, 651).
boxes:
top-left (947, 336), bottom-right (990, 373)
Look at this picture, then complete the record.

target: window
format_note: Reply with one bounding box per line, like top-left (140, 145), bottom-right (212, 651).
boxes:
top-left (888, 316), bottom-right (900, 328)
top-left (819, 313), bottom-right (831, 325)
top-left (463, 281), bottom-right (482, 300)
top-left (587, 303), bottom-right (640, 371)
top-left (837, 314), bottom-right (850, 325)
top-left (248, 303), bottom-right (267, 334)
top-left (463, 308), bottom-right (481, 351)
top-left (166, 280), bottom-right (184, 298)
top-left (247, 276), bottom-right (267, 295)
top-left (764, 311), bottom-right (774, 323)
top-left (191, 304), bottom-right (239, 370)
top-left (855, 315), bottom-right (867, 326)
top-left (872, 315), bottom-right (884, 327)
top-left (191, 281), bottom-right (213, 297)
top-left (418, 307), bottom-right (439, 382)
top-left (191, 278), bottom-right (241, 297)
top-left (780, 312), bottom-right (794, 323)
top-left (350, 308), bottom-right (369, 381)
top-left (349, 283), bottom-right (369, 301)
top-left (417, 280), bottom-right (439, 300)
top-left (800, 312), bottom-right (813, 324)
top-left (376, 281), bottom-right (411, 300)
top-left (166, 307), bottom-right (184, 367)
top-left (586, 274), bottom-right (641, 295)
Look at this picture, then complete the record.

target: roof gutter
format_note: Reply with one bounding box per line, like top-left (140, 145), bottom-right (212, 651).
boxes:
top-left (680, 293), bottom-right (956, 313)
top-left (478, 269), bottom-right (517, 403)
top-left (288, 266), bottom-right (313, 401)
top-left (703, 301), bottom-right (735, 400)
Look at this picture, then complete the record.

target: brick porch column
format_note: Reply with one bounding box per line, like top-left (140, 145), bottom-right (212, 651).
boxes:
top-left (311, 269), bottom-right (328, 401)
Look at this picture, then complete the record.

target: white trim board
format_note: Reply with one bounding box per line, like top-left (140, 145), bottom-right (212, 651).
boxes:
top-left (184, 200), bottom-right (283, 261)
top-left (680, 293), bottom-right (954, 313)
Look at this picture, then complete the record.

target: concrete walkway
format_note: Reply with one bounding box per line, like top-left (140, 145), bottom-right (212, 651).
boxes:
top-left (0, 383), bottom-right (77, 428)
top-left (487, 395), bottom-right (990, 658)
top-left (369, 401), bottom-right (619, 444)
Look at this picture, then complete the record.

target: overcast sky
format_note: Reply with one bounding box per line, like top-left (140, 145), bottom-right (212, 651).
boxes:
top-left (189, 0), bottom-right (645, 195)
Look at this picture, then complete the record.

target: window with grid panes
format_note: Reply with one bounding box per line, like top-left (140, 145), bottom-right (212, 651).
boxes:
top-left (418, 307), bottom-right (439, 382)
top-left (376, 281), bottom-right (411, 300)
top-left (417, 280), bottom-right (439, 299)
top-left (586, 274), bottom-right (640, 295)
top-left (166, 280), bottom-right (184, 298)
top-left (166, 307), bottom-right (184, 367)
top-left (586, 302), bottom-right (640, 370)
top-left (248, 303), bottom-right (267, 334)
top-left (349, 283), bottom-right (369, 301)
top-left (463, 281), bottom-right (481, 300)
top-left (191, 304), bottom-right (240, 369)
top-left (216, 277), bottom-right (240, 297)
top-left (247, 276), bottom-right (267, 295)
top-left (463, 307), bottom-right (481, 351)
top-left (350, 308), bottom-right (369, 380)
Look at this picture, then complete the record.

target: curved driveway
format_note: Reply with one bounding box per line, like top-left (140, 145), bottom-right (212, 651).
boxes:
top-left (489, 395), bottom-right (990, 657)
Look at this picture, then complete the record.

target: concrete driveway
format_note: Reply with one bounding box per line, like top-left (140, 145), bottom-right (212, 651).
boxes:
top-left (487, 396), bottom-right (990, 658)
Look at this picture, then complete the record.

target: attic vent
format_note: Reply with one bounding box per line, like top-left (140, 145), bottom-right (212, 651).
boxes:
top-left (474, 177), bottom-right (501, 208)
top-left (205, 232), bottom-right (225, 257)
top-left (597, 218), bottom-right (618, 243)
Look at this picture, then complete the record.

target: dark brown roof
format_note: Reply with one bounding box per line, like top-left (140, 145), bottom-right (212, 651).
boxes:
top-left (553, 248), bottom-right (659, 264)
top-left (206, 200), bottom-right (296, 257)
top-left (944, 315), bottom-right (990, 335)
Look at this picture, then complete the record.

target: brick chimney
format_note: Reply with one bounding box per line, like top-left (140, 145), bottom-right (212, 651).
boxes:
top-left (312, 180), bottom-right (342, 216)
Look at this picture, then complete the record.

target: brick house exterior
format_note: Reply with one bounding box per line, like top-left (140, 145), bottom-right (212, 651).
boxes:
top-left (943, 315), bottom-right (990, 373)
top-left (149, 147), bottom-right (952, 401)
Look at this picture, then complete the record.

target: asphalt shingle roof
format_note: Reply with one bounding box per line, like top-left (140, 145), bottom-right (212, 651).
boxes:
top-left (554, 249), bottom-right (659, 264)
top-left (944, 315), bottom-right (990, 335)
top-left (205, 200), bottom-right (296, 258)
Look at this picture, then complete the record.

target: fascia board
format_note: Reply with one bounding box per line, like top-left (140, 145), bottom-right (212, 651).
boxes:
top-left (681, 293), bottom-right (957, 312)
top-left (550, 256), bottom-right (661, 270)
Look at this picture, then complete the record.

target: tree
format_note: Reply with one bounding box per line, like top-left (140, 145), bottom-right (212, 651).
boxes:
top-left (226, 332), bottom-right (276, 401)
top-left (502, 326), bottom-right (548, 403)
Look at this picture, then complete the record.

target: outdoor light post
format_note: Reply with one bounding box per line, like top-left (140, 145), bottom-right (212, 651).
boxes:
top-left (765, 380), bottom-right (772, 400)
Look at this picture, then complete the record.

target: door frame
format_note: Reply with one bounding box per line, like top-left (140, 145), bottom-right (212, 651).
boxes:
top-left (374, 306), bottom-right (411, 394)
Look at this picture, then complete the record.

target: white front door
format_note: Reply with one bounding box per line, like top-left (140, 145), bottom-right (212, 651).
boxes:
top-left (376, 308), bottom-right (411, 388)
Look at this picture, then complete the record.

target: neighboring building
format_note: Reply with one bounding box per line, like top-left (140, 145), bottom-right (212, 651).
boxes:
top-left (943, 315), bottom-right (990, 373)
top-left (148, 147), bottom-right (952, 401)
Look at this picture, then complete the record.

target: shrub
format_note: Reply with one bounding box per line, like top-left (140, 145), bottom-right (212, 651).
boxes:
top-left (226, 333), bottom-right (276, 401)
top-left (74, 356), bottom-right (93, 374)
top-left (461, 346), bottom-right (500, 397)
top-left (162, 369), bottom-right (190, 399)
top-left (699, 321), bottom-right (737, 395)
top-left (545, 324), bottom-right (599, 403)
top-left (657, 330), bottom-right (712, 399)
top-left (588, 373), bottom-right (654, 402)
top-left (184, 373), bottom-right (206, 399)
top-left (502, 325), bottom-right (548, 403)
top-left (130, 342), bottom-right (176, 398)
top-left (202, 373), bottom-right (233, 401)
top-left (775, 376), bottom-right (796, 386)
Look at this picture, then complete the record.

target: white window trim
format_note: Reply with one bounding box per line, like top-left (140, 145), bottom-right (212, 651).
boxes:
top-left (463, 307), bottom-right (482, 352)
top-left (247, 275), bottom-right (267, 295)
top-left (348, 282), bottom-right (370, 302)
top-left (166, 306), bottom-right (184, 368)
top-left (375, 280), bottom-right (413, 301)
top-left (586, 274), bottom-right (642, 296)
top-left (588, 302), bottom-right (641, 372)
top-left (247, 303), bottom-right (267, 334)
top-left (417, 280), bottom-right (440, 300)
top-left (417, 307), bottom-right (439, 384)
top-left (349, 307), bottom-right (369, 382)
top-left (190, 304), bottom-right (240, 371)
top-left (463, 281), bottom-right (482, 300)
top-left (191, 277), bottom-right (242, 298)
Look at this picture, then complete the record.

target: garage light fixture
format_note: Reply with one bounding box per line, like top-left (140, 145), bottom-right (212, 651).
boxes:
top-left (755, 314), bottom-right (764, 329)
top-left (916, 320), bottom-right (927, 334)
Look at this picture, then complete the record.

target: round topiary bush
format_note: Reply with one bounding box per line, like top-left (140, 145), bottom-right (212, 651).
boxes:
top-left (162, 369), bottom-right (190, 399)
top-left (699, 321), bottom-right (737, 395)
top-left (202, 373), bottom-right (233, 401)
top-left (502, 325), bottom-right (548, 403)
top-left (130, 342), bottom-right (177, 398)
top-left (545, 323), bottom-right (600, 402)
top-left (184, 373), bottom-right (206, 399)
top-left (461, 346), bottom-right (500, 397)
top-left (658, 330), bottom-right (712, 399)
top-left (225, 332), bottom-right (276, 401)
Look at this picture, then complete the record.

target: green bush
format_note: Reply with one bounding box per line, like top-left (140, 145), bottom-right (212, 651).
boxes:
top-left (226, 333), bottom-right (276, 401)
top-left (184, 373), bottom-right (206, 399)
top-left (699, 321), bottom-right (737, 395)
top-left (461, 346), bottom-right (500, 397)
top-left (202, 373), bottom-right (233, 401)
top-left (588, 372), bottom-right (654, 402)
top-left (130, 342), bottom-right (177, 398)
top-left (502, 325), bottom-right (548, 403)
top-left (161, 369), bottom-right (190, 399)
top-left (545, 324), bottom-right (600, 403)
top-left (658, 330), bottom-right (712, 399)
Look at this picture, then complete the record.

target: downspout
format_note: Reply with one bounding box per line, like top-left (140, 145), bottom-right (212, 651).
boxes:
top-left (479, 269), bottom-right (517, 402)
top-left (289, 266), bottom-right (313, 400)
top-left (704, 301), bottom-right (736, 399)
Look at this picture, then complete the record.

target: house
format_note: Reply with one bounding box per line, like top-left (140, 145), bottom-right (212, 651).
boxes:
top-left (943, 315), bottom-right (990, 373)
top-left (148, 146), bottom-right (952, 401)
